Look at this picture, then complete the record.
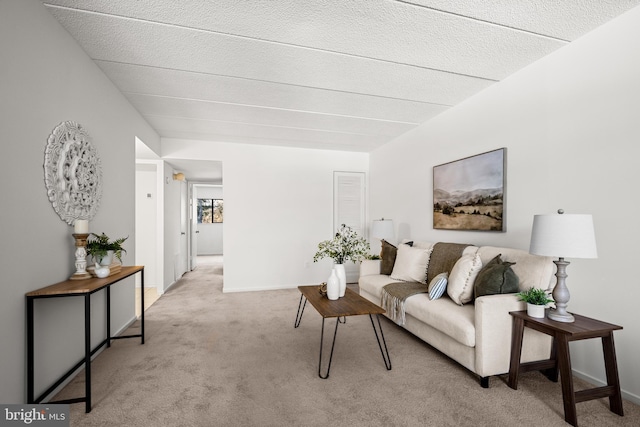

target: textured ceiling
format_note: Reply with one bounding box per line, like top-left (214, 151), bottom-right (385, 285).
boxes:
top-left (43, 0), bottom-right (639, 161)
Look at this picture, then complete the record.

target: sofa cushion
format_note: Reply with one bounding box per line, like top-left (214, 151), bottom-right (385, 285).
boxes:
top-left (474, 254), bottom-right (519, 299)
top-left (380, 240), bottom-right (397, 275)
top-left (447, 252), bottom-right (483, 305)
top-left (428, 272), bottom-right (448, 300)
top-left (359, 274), bottom-right (394, 300)
top-left (404, 294), bottom-right (476, 347)
top-left (390, 243), bottom-right (432, 282)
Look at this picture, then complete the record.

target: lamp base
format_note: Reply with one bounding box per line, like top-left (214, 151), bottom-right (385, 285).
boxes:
top-left (549, 257), bottom-right (575, 323)
top-left (547, 309), bottom-right (575, 323)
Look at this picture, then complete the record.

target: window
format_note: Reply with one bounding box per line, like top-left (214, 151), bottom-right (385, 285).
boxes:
top-left (197, 199), bottom-right (223, 223)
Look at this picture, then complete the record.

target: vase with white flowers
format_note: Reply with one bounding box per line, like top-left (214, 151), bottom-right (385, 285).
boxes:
top-left (313, 224), bottom-right (370, 297)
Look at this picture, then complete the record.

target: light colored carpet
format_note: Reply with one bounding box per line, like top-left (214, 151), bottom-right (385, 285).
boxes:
top-left (54, 265), bottom-right (640, 426)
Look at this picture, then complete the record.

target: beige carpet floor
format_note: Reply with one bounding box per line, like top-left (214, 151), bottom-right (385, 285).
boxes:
top-left (53, 264), bottom-right (640, 426)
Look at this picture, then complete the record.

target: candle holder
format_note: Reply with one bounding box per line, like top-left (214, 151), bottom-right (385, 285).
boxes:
top-left (70, 233), bottom-right (92, 280)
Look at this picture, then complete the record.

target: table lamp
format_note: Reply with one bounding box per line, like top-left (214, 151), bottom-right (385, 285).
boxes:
top-left (529, 209), bottom-right (597, 322)
top-left (371, 218), bottom-right (394, 244)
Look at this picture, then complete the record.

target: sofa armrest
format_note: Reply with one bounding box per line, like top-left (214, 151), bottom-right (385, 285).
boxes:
top-left (360, 259), bottom-right (381, 277)
top-left (474, 294), bottom-right (552, 377)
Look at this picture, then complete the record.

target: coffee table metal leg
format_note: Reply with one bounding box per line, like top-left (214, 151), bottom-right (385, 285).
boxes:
top-left (294, 295), bottom-right (307, 328)
top-left (318, 317), bottom-right (340, 379)
top-left (370, 314), bottom-right (392, 370)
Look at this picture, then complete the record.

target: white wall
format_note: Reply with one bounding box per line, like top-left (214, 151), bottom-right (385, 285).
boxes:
top-left (135, 162), bottom-right (160, 288)
top-left (195, 185), bottom-right (224, 255)
top-left (370, 6), bottom-right (640, 402)
top-left (162, 139), bottom-right (369, 292)
top-left (0, 0), bottom-right (159, 403)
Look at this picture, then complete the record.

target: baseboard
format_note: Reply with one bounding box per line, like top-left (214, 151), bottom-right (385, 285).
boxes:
top-left (572, 368), bottom-right (640, 406)
top-left (163, 279), bottom-right (179, 293)
top-left (223, 283), bottom-right (306, 293)
top-left (40, 315), bottom-right (138, 403)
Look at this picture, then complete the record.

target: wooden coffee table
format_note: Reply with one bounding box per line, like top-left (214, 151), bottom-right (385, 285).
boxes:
top-left (294, 285), bottom-right (392, 378)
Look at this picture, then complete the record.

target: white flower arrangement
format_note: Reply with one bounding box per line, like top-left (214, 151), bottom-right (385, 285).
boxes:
top-left (313, 224), bottom-right (371, 264)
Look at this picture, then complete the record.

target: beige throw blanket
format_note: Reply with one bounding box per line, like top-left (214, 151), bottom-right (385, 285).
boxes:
top-left (381, 282), bottom-right (429, 325)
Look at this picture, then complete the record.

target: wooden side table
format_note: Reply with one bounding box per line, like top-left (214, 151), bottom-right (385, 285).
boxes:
top-left (508, 310), bottom-right (623, 427)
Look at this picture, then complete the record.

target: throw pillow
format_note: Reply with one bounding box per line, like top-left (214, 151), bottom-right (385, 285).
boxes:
top-left (447, 252), bottom-right (483, 305)
top-left (390, 244), bottom-right (432, 282)
top-left (428, 272), bottom-right (448, 300)
top-left (474, 254), bottom-right (519, 299)
top-left (380, 240), bottom-right (397, 275)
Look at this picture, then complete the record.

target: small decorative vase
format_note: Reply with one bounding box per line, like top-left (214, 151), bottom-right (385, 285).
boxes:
top-left (326, 269), bottom-right (340, 300)
top-left (527, 303), bottom-right (546, 318)
top-left (334, 263), bottom-right (347, 297)
top-left (97, 250), bottom-right (114, 266)
top-left (94, 264), bottom-right (110, 278)
top-left (94, 250), bottom-right (114, 278)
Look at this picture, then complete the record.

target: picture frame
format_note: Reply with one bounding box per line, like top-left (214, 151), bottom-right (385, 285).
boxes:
top-left (433, 148), bottom-right (506, 231)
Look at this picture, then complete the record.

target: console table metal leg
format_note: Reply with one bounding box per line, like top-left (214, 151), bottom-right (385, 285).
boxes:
top-left (140, 268), bottom-right (145, 344)
top-left (27, 297), bottom-right (34, 404)
top-left (84, 294), bottom-right (92, 413)
top-left (294, 295), bottom-right (307, 328)
top-left (370, 314), bottom-right (391, 370)
top-left (106, 286), bottom-right (111, 347)
top-left (318, 317), bottom-right (340, 379)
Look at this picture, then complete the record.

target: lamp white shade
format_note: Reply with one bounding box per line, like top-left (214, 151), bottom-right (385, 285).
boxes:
top-left (529, 213), bottom-right (597, 259)
top-left (371, 219), bottom-right (394, 243)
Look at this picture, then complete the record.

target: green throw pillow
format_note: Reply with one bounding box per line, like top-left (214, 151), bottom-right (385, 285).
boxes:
top-left (380, 240), bottom-right (397, 275)
top-left (473, 254), bottom-right (519, 299)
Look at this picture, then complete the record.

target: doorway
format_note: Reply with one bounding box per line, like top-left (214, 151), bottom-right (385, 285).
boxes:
top-left (191, 184), bottom-right (224, 269)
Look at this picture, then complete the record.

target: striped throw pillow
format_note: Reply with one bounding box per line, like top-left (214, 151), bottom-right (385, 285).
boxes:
top-left (428, 272), bottom-right (448, 300)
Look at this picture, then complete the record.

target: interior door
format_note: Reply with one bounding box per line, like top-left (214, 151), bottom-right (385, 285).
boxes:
top-left (179, 180), bottom-right (188, 277)
top-left (189, 184), bottom-right (198, 270)
top-left (333, 171), bottom-right (366, 283)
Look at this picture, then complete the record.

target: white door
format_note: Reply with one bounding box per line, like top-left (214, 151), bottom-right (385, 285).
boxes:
top-left (178, 180), bottom-right (188, 277)
top-left (189, 184), bottom-right (198, 270)
top-left (333, 171), bottom-right (366, 283)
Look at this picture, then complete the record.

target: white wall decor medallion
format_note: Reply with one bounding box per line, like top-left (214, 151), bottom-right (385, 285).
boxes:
top-left (44, 121), bottom-right (102, 225)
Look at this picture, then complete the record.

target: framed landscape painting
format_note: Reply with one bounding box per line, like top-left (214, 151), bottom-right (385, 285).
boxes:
top-left (433, 148), bottom-right (506, 231)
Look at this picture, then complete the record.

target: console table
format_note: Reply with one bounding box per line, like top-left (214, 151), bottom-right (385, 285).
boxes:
top-left (26, 266), bottom-right (145, 413)
top-left (508, 310), bottom-right (623, 427)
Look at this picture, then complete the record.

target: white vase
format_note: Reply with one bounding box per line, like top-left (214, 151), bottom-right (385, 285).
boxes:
top-left (527, 303), bottom-right (546, 318)
top-left (327, 269), bottom-right (340, 300)
top-left (97, 250), bottom-right (114, 266)
top-left (334, 263), bottom-right (347, 297)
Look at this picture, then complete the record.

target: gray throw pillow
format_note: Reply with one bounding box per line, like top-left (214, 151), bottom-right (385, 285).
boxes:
top-left (473, 254), bottom-right (519, 299)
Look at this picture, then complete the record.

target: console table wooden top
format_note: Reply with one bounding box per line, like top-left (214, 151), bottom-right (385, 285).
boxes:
top-left (26, 266), bottom-right (144, 297)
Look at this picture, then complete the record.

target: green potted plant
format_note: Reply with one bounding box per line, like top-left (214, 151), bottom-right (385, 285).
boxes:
top-left (86, 232), bottom-right (128, 266)
top-left (517, 287), bottom-right (554, 318)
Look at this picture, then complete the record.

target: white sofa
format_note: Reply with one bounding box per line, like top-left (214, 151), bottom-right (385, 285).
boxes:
top-left (359, 242), bottom-right (556, 387)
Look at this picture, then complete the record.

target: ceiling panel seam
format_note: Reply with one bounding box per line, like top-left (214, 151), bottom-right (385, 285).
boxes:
top-left (126, 92), bottom-right (420, 124)
top-left (143, 114), bottom-right (402, 137)
top-left (46, 4), bottom-right (501, 82)
top-left (393, 0), bottom-right (571, 43)
top-left (157, 130), bottom-right (374, 150)
top-left (96, 60), bottom-right (456, 106)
